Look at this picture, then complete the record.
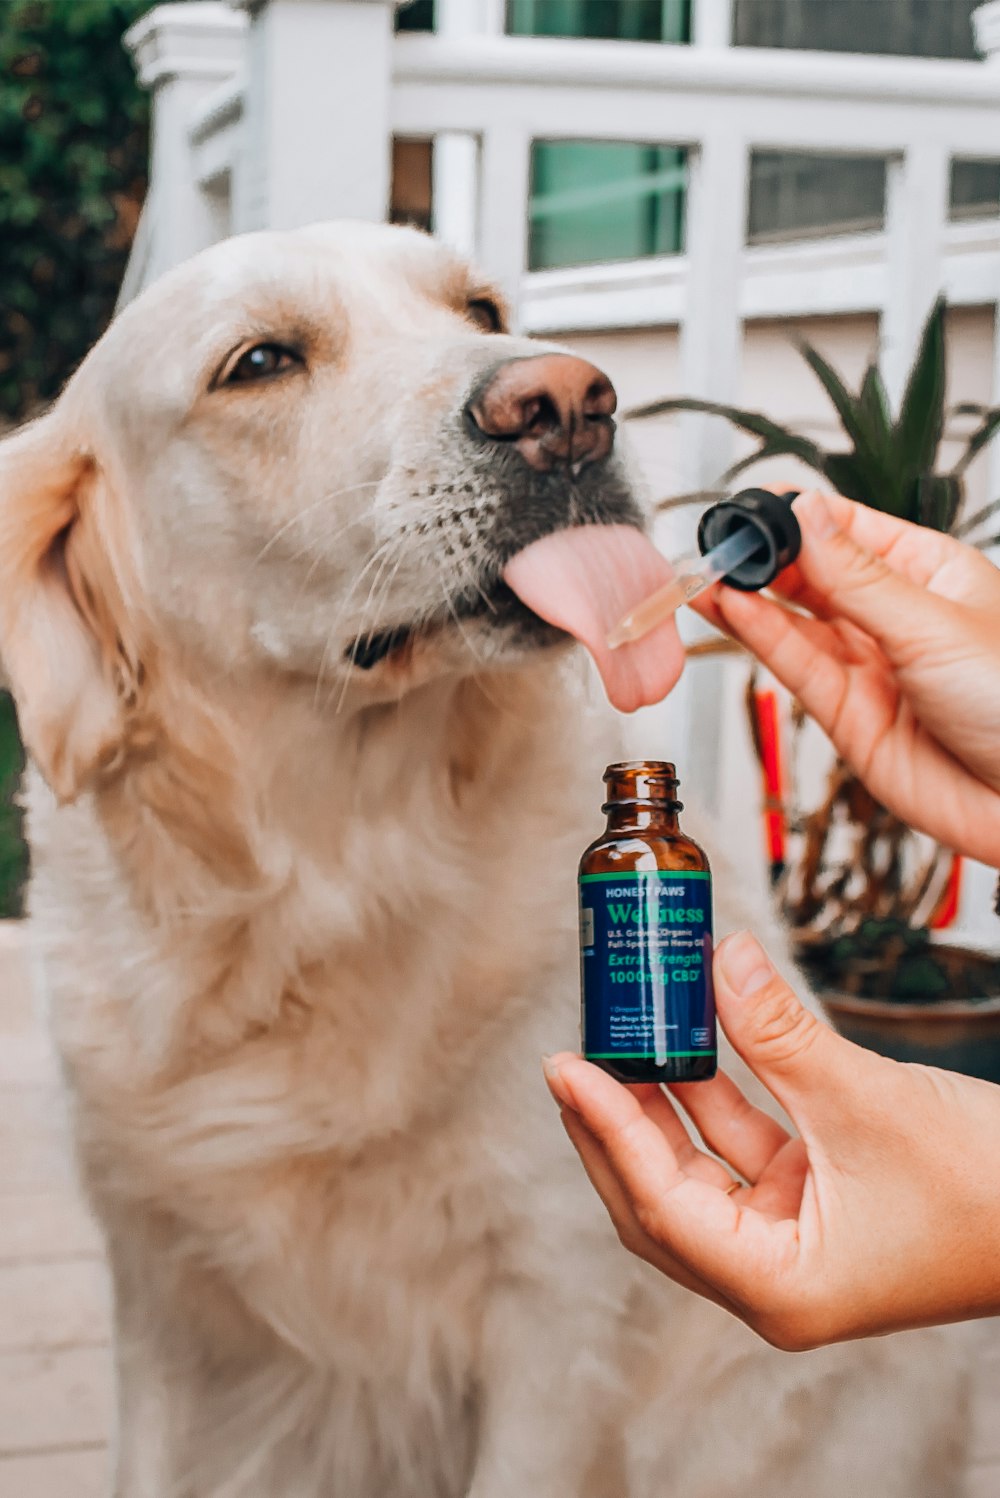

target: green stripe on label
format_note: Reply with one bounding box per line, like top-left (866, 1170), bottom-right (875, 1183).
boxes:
top-left (579, 871), bottom-right (711, 884)
top-left (586, 1051), bottom-right (713, 1059)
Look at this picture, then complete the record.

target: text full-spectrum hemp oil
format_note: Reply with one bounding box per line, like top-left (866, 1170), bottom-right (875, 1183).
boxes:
top-left (579, 761), bottom-right (717, 1084)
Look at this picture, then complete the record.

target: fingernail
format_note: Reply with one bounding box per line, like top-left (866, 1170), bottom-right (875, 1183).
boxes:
top-left (719, 931), bottom-right (775, 995)
top-left (797, 490), bottom-right (839, 540)
top-left (542, 1056), bottom-right (575, 1110)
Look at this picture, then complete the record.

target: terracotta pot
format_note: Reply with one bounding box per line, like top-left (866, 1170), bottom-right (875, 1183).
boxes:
top-left (821, 993), bottom-right (1000, 1084)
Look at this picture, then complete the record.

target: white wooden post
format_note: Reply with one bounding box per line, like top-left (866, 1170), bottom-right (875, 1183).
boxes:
top-left (676, 130), bottom-right (748, 813)
top-left (478, 127), bottom-right (532, 325)
top-left (233, 0), bottom-right (401, 232)
top-left (691, 0), bottom-right (733, 48)
top-left (881, 144), bottom-right (951, 411)
top-left (678, 130), bottom-right (748, 493)
top-left (125, 3), bottom-right (247, 279)
top-left (432, 0), bottom-right (503, 258)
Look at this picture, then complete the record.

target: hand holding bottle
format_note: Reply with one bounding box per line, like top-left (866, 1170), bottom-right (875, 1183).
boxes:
top-left (545, 931), bottom-right (1000, 1348)
top-left (697, 490), bottom-right (1000, 867)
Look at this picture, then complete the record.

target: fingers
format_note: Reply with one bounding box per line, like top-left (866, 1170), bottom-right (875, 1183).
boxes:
top-left (637, 1085), bottom-right (741, 1192)
top-left (542, 1055), bottom-right (753, 1279)
top-left (777, 491), bottom-right (966, 671)
top-left (558, 1107), bottom-right (737, 1312)
top-left (711, 932), bottom-right (877, 1128)
top-left (711, 590), bottom-right (858, 744)
top-left (669, 1069), bottom-right (793, 1185)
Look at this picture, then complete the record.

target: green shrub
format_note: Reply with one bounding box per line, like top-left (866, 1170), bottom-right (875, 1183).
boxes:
top-left (0, 0), bottom-right (150, 423)
top-left (0, 0), bottom-right (150, 913)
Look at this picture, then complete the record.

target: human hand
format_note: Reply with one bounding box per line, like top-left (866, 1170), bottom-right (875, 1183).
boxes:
top-left (544, 931), bottom-right (1000, 1350)
top-left (696, 490), bottom-right (1000, 867)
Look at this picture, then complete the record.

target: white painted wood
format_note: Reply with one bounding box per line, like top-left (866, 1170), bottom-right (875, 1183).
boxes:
top-left (236, 0), bottom-right (398, 232)
top-left (477, 127), bottom-right (532, 322)
top-left (973, 1), bottom-right (1000, 61)
top-left (691, 0), bottom-right (733, 49)
top-left (189, 74), bottom-right (244, 191)
top-left (678, 130), bottom-right (747, 492)
top-left (392, 35), bottom-right (1000, 143)
top-left (433, 135), bottom-right (480, 257)
top-left (520, 223), bottom-right (1000, 335)
top-left (430, 0), bottom-right (499, 258)
top-left (123, 3), bottom-right (246, 288)
top-left (881, 145), bottom-right (952, 411)
top-left (674, 131), bottom-right (748, 814)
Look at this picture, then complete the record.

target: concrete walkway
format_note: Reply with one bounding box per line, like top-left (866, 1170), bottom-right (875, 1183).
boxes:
top-left (1, 921), bottom-right (999, 1497)
top-left (0, 924), bottom-right (111, 1498)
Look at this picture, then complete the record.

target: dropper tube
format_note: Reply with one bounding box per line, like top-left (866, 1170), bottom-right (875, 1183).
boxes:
top-left (607, 526), bottom-right (763, 649)
top-left (607, 487), bottom-right (802, 651)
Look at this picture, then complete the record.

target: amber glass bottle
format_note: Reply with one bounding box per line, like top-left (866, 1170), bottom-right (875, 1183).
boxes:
top-left (579, 761), bottom-right (716, 1084)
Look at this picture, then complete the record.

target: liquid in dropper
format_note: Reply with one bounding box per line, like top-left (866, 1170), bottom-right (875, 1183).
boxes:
top-left (607, 525), bottom-right (764, 649)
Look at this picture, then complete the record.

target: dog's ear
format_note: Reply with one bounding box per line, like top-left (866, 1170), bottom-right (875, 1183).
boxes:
top-left (0, 414), bottom-right (142, 803)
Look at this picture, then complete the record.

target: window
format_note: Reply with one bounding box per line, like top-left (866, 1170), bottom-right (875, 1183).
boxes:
top-left (508, 0), bottom-right (690, 41)
top-left (509, 2), bottom-right (691, 269)
top-left (530, 141), bottom-right (686, 269)
top-left (396, 0), bottom-right (435, 31)
top-left (748, 153), bottom-right (886, 244)
top-left (950, 160), bottom-right (1000, 222)
top-left (740, 4), bottom-right (992, 242)
top-left (733, 0), bottom-right (982, 60)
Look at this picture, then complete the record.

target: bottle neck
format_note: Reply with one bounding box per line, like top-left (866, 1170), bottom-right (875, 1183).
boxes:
top-left (604, 801), bottom-right (680, 835)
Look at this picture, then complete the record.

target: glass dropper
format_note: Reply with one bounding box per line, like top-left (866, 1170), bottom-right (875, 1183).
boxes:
top-left (607, 525), bottom-right (764, 649)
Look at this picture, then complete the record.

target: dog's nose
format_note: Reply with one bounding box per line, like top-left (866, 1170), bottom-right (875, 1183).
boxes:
top-left (467, 354), bottom-right (616, 473)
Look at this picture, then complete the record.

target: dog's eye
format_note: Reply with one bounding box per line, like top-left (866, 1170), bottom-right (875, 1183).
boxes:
top-left (223, 344), bottom-right (302, 385)
top-left (466, 299), bottom-right (503, 334)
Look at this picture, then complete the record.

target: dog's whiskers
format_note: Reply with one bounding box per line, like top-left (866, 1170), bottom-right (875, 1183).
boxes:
top-left (251, 485), bottom-right (378, 570)
top-left (313, 534), bottom-right (400, 710)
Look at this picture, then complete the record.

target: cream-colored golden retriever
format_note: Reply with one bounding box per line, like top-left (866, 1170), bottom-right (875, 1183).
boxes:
top-left (0, 223), bottom-right (973, 1497)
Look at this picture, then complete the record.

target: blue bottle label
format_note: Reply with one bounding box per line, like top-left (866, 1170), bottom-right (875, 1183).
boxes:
top-left (579, 871), bottom-right (715, 1063)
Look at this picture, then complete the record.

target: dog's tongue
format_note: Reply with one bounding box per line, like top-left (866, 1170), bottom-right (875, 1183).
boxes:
top-left (502, 525), bottom-right (684, 713)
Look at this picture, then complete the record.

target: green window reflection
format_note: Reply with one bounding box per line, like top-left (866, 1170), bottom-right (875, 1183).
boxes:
top-left (508, 1), bottom-right (690, 42)
top-left (509, 2), bottom-right (691, 270)
top-left (529, 141), bottom-right (687, 270)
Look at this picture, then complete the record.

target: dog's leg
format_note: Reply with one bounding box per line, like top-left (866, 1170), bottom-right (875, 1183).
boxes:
top-left (466, 1281), bottom-right (627, 1498)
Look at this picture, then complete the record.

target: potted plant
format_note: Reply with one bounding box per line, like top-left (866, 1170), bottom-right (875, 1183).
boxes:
top-left (628, 298), bottom-right (1000, 1080)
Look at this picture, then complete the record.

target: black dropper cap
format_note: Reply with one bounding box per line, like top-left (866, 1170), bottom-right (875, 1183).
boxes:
top-left (696, 488), bottom-right (802, 592)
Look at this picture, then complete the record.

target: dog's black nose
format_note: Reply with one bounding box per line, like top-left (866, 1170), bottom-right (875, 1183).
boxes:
top-left (467, 354), bottom-right (616, 474)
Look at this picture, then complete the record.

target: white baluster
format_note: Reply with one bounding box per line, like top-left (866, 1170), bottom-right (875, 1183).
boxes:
top-left (881, 144), bottom-right (950, 413)
top-left (691, 0), bottom-right (733, 48)
top-left (233, 0), bottom-right (402, 232)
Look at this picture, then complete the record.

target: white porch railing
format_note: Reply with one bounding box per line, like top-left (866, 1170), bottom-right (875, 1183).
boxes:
top-left (124, 0), bottom-right (1000, 498)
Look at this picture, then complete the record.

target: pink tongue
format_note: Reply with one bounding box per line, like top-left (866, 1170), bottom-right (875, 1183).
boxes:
top-left (502, 525), bottom-right (684, 713)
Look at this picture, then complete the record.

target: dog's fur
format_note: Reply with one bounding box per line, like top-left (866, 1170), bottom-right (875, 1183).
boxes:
top-left (1, 223), bottom-right (973, 1497)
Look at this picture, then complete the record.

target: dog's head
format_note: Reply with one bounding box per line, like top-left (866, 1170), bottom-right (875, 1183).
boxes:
top-left (0, 221), bottom-right (647, 803)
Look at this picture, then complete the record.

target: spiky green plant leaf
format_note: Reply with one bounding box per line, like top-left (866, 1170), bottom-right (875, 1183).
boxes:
top-left (916, 473), bottom-right (963, 533)
top-left (628, 396), bottom-right (829, 473)
top-left (954, 496), bottom-right (1000, 539)
top-left (951, 408), bottom-right (1000, 478)
top-left (820, 452), bottom-right (885, 507)
top-left (892, 295), bottom-right (947, 499)
top-left (800, 343), bottom-right (892, 490)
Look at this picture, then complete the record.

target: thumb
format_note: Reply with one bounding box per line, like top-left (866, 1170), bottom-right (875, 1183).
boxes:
top-left (714, 931), bottom-right (872, 1125)
top-left (794, 490), bottom-right (950, 664)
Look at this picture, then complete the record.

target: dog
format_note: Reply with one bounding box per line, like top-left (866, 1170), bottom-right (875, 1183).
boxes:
top-left (0, 222), bottom-right (973, 1496)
